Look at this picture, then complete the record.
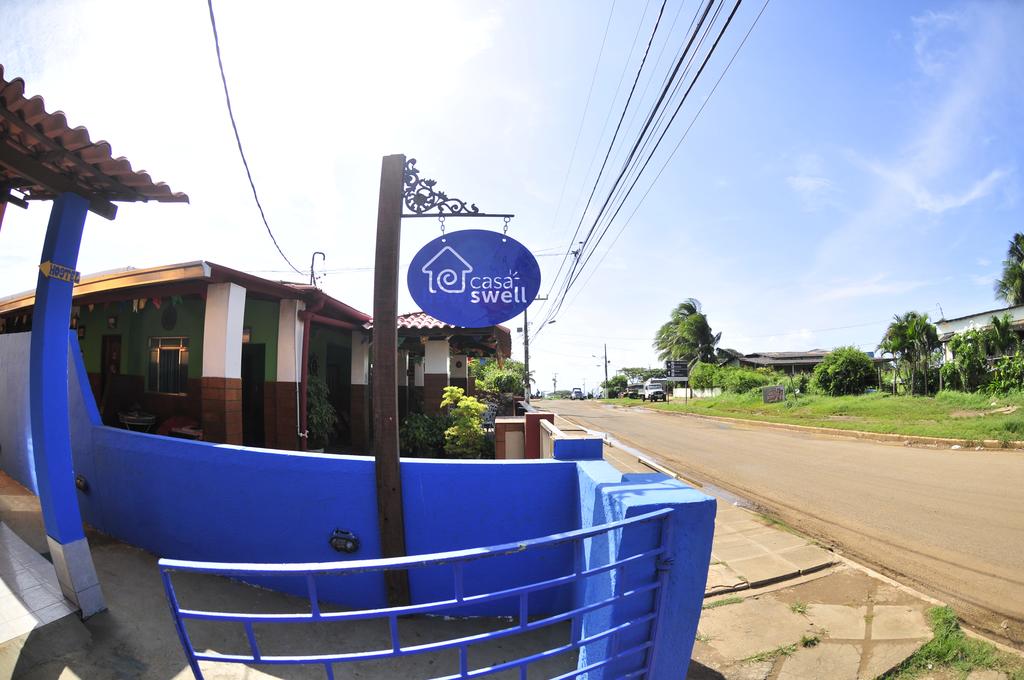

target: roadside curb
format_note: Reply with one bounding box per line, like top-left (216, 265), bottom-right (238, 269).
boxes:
top-left (609, 403), bottom-right (1024, 452)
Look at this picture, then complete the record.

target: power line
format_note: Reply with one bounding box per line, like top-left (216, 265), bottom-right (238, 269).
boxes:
top-left (537, 0), bottom-right (728, 334)
top-left (545, 1), bottom-right (618, 254)
top-left (561, 0), bottom-right (771, 311)
top-left (206, 0), bottom-right (305, 276)
top-left (545, 0), bottom-right (670, 310)
top-left (540, 0), bottom-right (769, 333)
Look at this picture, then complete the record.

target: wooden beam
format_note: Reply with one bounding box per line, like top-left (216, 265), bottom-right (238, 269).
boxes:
top-left (0, 142), bottom-right (117, 219)
top-left (371, 154), bottom-right (410, 606)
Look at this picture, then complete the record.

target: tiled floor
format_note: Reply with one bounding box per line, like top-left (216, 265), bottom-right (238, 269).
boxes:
top-left (0, 523), bottom-right (75, 643)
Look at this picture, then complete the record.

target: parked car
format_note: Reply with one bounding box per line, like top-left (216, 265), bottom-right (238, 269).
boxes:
top-left (624, 383), bottom-right (642, 399)
top-left (570, 387), bottom-right (584, 400)
top-left (642, 379), bottom-right (667, 402)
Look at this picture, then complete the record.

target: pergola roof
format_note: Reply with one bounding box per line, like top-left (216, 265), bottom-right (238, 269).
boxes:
top-left (0, 66), bottom-right (188, 220)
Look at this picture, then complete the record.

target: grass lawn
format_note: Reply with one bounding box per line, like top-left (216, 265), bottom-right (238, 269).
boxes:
top-left (598, 391), bottom-right (1024, 443)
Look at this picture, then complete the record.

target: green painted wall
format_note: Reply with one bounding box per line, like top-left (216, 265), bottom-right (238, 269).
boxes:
top-left (243, 298), bottom-right (279, 379)
top-left (75, 296), bottom-right (206, 379)
top-left (308, 325), bottom-right (351, 379)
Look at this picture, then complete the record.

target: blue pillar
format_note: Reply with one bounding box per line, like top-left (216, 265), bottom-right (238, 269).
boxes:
top-left (29, 192), bottom-right (105, 616)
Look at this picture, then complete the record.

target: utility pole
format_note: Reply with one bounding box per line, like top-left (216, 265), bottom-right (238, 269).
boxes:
top-left (603, 343), bottom-right (609, 386)
top-left (371, 154), bottom-right (409, 606)
top-left (309, 251), bottom-right (325, 286)
top-left (552, 373), bottom-right (558, 395)
top-left (521, 295), bottom-right (547, 404)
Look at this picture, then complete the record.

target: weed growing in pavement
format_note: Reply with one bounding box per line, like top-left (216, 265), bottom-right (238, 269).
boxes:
top-left (790, 601), bottom-right (808, 615)
top-left (743, 643), bottom-right (798, 663)
top-left (800, 634), bottom-right (820, 648)
top-left (883, 606), bottom-right (1024, 680)
top-left (695, 632), bottom-right (712, 643)
top-left (702, 596), bottom-right (744, 610)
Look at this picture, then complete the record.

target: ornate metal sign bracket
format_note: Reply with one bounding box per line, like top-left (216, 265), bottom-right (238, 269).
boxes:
top-left (401, 158), bottom-right (514, 219)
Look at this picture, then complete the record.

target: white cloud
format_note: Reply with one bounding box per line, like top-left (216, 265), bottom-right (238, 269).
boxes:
top-left (863, 163), bottom-right (1010, 214)
top-left (786, 175), bottom-right (832, 194)
top-left (971, 272), bottom-right (996, 287)
top-left (815, 274), bottom-right (930, 302)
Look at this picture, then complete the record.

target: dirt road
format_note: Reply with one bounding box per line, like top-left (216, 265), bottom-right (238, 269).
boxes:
top-left (543, 400), bottom-right (1024, 646)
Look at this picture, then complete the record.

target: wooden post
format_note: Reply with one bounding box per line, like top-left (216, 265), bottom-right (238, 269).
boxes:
top-left (372, 153), bottom-right (410, 605)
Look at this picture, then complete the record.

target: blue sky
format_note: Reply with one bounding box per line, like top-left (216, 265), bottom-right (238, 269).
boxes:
top-left (1, 1), bottom-right (1021, 393)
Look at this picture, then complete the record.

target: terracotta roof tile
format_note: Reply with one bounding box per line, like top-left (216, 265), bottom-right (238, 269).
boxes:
top-left (0, 65), bottom-right (187, 209)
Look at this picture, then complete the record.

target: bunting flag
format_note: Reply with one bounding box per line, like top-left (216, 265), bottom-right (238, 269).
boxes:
top-left (131, 300), bottom-right (138, 313)
top-left (139, 298), bottom-right (147, 311)
top-left (152, 297), bottom-right (162, 310)
top-left (87, 304), bottom-right (95, 313)
top-left (171, 295), bottom-right (183, 306)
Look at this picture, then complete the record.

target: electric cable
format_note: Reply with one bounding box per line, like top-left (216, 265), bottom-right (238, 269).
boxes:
top-left (206, 0), bottom-right (305, 276)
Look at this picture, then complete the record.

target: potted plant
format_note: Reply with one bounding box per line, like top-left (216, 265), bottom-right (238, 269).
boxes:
top-left (306, 377), bottom-right (338, 452)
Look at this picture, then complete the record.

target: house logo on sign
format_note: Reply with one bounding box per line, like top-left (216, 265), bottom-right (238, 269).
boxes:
top-left (421, 246), bottom-right (473, 294)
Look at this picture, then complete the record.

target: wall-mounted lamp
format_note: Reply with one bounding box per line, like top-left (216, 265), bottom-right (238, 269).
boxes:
top-left (329, 529), bottom-right (359, 553)
top-left (77, 326), bottom-right (86, 340)
top-left (242, 327), bottom-right (252, 344)
top-left (107, 316), bottom-right (118, 329)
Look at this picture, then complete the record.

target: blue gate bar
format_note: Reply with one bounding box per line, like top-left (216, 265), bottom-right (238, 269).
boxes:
top-left (159, 507), bottom-right (674, 679)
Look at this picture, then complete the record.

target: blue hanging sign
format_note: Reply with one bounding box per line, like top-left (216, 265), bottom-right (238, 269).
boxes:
top-left (408, 229), bottom-right (541, 327)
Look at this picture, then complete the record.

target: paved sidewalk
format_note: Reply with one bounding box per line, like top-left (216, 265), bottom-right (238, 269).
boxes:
top-left (600, 436), bottom-right (936, 679)
top-left (692, 565), bottom-right (935, 680)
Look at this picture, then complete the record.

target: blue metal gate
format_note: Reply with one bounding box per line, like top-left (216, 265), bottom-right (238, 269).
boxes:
top-left (159, 508), bottom-right (673, 679)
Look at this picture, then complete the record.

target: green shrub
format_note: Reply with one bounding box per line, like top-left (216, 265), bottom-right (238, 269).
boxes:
top-left (942, 329), bottom-right (989, 392)
top-left (812, 346), bottom-right (875, 396)
top-left (987, 353), bottom-right (1024, 394)
top-left (689, 362), bottom-right (719, 389)
top-left (721, 367), bottom-right (781, 393)
top-left (306, 377), bottom-right (338, 449)
top-left (399, 413), bottom-right (448, 456)
top-left (440, 386), bottom-right (491, 458)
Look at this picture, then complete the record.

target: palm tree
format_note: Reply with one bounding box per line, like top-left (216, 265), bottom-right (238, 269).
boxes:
top-left (880, 314), bottom-right (912, 394)
top-left (653, 299), bottom-right (721, 363)
top-left (995, 233), bottom-right (1024, 305)
top-left (881, 311), bottom-right (939, 395)
top-left (988, 313), bottom-right (1019, 356)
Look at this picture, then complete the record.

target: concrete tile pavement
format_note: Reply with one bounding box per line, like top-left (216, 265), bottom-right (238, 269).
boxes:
top-left (693, 565), bottom-right (935, 680)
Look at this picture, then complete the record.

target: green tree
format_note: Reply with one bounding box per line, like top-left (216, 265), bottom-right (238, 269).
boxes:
top-left (618, 367), bottom-right (668, 384)
top-left (995, 233), bottom-right (1024, 305)
top-left (880, 311), bottom-right (939, 395)
top-left (988, 314), bottom-right (1019, 356)
top-left (601, 374), bottom-right (628, 397)
top-left (472, 358), bottom-right (532, 394)
top-left (653, 299), bottom-right (721, 363)
top-left (812, 347), bottom-right (875, 396)
top-left (940, 328), bottom-right (989, 392)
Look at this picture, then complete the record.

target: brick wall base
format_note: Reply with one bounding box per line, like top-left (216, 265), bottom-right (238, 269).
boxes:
top-left (423, 373), bottom-right (448, 416)
top-left (201, 376), bottom-right (242, 445)
top-left (262, 381), bottom-right (299, 450)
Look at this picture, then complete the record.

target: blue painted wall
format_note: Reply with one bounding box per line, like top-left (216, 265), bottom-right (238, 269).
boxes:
top-left (1, 331), bottom-right (717, 677)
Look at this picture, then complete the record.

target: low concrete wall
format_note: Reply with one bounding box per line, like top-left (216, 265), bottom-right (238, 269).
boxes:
top-left (540, 419), bottom-right (604, 461)
top-left (576, 463), bottom-right (716, 678)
